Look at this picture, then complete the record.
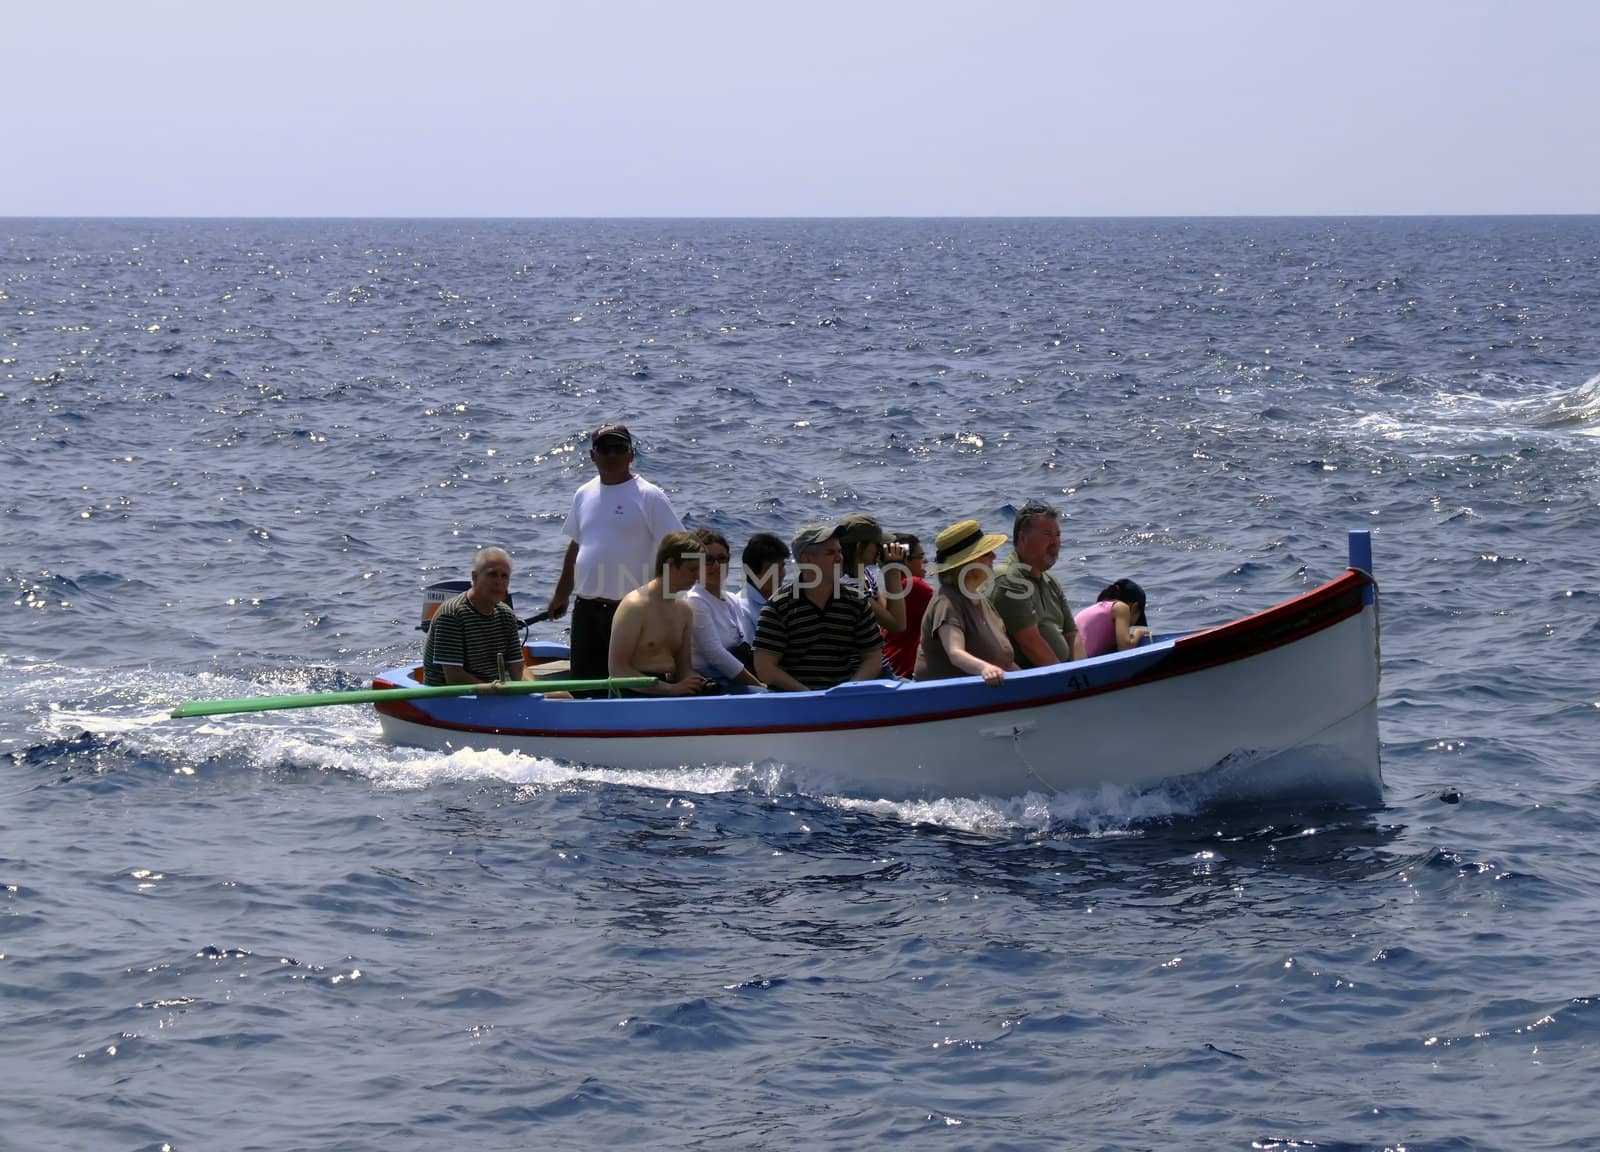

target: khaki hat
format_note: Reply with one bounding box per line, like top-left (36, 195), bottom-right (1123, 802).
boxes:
top-left (927, 519), bottom-right (1008, 574)
top-left (791, 523), bottom-right (844, 553)
top-left (837, 512), bottom-right (893, 545)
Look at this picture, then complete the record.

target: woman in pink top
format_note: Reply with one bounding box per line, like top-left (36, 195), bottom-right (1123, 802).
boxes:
top-left (1074, 579), bottom-right (1151, 658)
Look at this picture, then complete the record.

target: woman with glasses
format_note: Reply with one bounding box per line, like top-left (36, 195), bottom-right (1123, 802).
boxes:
top-left (685, 527), bottom-right (766, 691)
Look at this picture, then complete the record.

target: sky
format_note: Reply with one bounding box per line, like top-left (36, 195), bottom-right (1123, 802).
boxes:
top-left (7, 0), bottom-right (1599, 217)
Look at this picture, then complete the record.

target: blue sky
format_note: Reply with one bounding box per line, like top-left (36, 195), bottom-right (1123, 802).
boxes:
top-left (8, 0), bottom-right (1598, 216)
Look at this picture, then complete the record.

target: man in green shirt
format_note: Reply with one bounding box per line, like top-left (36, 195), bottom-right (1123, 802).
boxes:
top-left (988, 501), bottom-right (1084, 667)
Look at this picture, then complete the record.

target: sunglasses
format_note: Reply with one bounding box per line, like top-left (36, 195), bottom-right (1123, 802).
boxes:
top-left (594, 441), bottom-right (631, 455)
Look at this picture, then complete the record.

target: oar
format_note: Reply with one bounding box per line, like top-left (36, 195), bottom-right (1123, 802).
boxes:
top-left (170, 677), bottom-right (656, 719)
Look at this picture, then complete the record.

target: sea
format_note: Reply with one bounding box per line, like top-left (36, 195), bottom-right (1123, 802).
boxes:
top-left (2, 217), bottom-right (1598, 1151)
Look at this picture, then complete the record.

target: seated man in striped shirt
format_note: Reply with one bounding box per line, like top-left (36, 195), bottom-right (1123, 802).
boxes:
top-left (754, 524), bottom-right (885, 692)
top-left (422, 546), bottom-right (527, 687)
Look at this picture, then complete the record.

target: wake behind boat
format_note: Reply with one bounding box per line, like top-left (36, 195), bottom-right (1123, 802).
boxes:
top-left (370, 532), bottom-right (1383, 805)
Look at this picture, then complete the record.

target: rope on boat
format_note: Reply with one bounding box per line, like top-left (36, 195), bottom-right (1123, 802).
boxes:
top-left (1011, 727), bottom-right (1062, 794)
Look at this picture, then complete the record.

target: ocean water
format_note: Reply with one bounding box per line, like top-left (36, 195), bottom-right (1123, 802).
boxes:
top-left (2, 216), bottom-right (1598, 1150)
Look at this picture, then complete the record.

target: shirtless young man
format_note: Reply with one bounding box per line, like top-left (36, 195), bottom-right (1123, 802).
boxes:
top-left (607, 531), bottom-right (709, 697)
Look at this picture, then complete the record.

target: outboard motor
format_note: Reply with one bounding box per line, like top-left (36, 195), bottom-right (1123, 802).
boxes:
top-left (417, 580), bottom-right (518, 631)
top-left (418, 580), bottom-right (469, 631)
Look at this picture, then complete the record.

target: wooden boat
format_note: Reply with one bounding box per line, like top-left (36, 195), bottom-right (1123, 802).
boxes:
top-left (371, 532), bottom-right (1382, 804)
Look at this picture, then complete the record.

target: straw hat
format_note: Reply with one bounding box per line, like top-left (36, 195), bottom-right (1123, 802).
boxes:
top-left (927, 519), bottom-right (1008, 574)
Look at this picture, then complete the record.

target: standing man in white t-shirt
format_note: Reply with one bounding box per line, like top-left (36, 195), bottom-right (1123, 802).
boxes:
top-left (545, 422), bottom-right (684, 682)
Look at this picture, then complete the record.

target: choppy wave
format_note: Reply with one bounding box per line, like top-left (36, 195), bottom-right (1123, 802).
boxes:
top-left (4, 217), bottom-right (1600, 1149)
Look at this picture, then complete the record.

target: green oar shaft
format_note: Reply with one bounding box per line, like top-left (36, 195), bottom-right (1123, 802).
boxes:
top-left (170, 677), bottom-right (657, 719)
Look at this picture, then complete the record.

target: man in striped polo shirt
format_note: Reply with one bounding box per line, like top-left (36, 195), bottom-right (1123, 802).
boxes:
top-left (422, 547), bottom-right (527, 687)
top-left (754, 524), bottom-right (885, 692)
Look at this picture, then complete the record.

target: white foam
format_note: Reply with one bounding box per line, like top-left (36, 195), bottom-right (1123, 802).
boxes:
top-left (1336, 372), bottom-right (1600, 452)
top-left (823, 780), bottom-right (1200, 836)
top-left (6, 663), bottom-right (1229, 834)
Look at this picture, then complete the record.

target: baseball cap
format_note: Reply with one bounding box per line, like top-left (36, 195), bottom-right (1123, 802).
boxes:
top-left (591, 422), bottom-right (633, 448)
top-left (791, 523), bottom-right (844, 552)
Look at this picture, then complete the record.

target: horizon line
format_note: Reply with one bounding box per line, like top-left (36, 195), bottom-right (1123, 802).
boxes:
top-left (4, 211), bottom-right (1599, 223)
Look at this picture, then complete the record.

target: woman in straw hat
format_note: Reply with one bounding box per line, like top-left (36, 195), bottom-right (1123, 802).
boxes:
top-left (913, 520), bottom-right (1020, 685)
